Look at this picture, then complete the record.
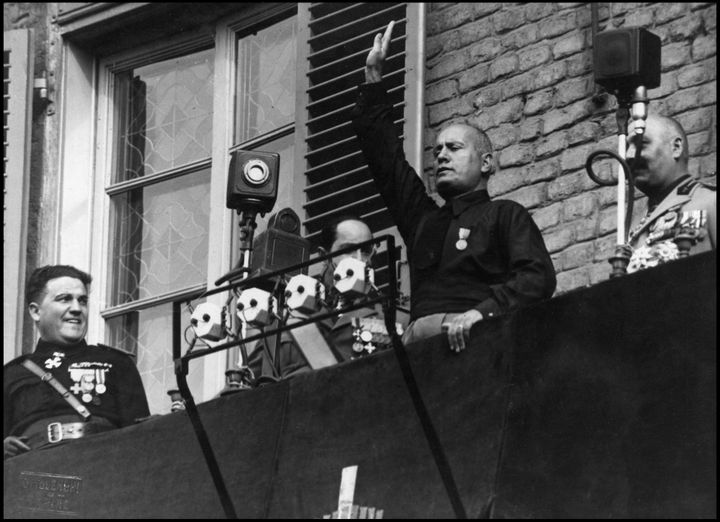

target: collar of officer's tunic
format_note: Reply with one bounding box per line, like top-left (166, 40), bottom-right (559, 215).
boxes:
top-left (647, 174), bottom-right (691, 210)
top-left (446, 189), bottom-right (490, 217)
top-left (35, 338), bottom-right (89, 355)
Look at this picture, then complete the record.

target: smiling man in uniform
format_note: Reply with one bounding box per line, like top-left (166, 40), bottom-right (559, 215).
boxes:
top-left (4, 265), bottom-right (149, 459)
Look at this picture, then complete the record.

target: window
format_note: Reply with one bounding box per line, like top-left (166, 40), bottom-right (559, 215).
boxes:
top-left (82, 3), bottom-right (422, 413)
top-left (102, 47), bottom-right (215, 414)
top-left (229, 15), bottom-right (299, 267)
top-left (235, 16), bottom-right (297, 143)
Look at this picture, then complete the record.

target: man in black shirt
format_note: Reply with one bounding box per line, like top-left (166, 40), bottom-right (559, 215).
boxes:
top-left (352, 22), bottom-right (556, 352)
top-left (4, 265), bottom-right (150, 459)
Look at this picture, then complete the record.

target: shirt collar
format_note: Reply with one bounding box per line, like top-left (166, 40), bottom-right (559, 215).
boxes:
top-left (648, 174), bottom-right (690, 210)
top-left (445, 189), bottom-right (490, 217)
top-left (35, 338), bottom-right (88, 355)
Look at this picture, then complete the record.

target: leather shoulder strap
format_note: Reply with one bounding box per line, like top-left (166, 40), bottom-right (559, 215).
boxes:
top-left (21, 359), bottom-right (91, 420)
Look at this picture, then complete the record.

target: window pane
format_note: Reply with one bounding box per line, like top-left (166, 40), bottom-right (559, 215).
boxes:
top-left (106, 304), bottom-right (205, 415)
top-left (109, 169), bottom-right (210, 305)
top-left (114, 48), bottom-right (214, 181)
top-left (235, 16), bottom-right (297, 143)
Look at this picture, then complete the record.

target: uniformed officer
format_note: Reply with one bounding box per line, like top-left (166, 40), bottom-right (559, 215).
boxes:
top-left (626, 114), bottom-right (716, 272)
top-left (246, 217), bottom-right (404, 382)
top-left (4, 265), bottom-right (150, 459)
top-left (315, 215), bottom-right (405, 361)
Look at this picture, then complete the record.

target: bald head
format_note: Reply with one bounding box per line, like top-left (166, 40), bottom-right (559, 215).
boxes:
top-left (440, 121), bottom-right (493, 155)
top-left (434, 122), bottom-right (496, 199)
top-left (319, 217), bottom-right (374, 293)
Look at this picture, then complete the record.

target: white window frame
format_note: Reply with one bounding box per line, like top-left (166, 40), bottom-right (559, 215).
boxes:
top-left (92, 33), bottom-right (230, 404)
top-left (57, 3), bottom-right (425, 404)
top-left (404, 4), bottom-right (426, 184)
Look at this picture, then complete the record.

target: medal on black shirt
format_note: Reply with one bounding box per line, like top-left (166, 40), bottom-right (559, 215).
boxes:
top-left (44, 351), bottom-right (66, 369)
top-left (80, 372), bottom-right (95, 403)
top-left (95, 369), bottom-right (107, 394)
top-left (456, 227), bottom-right (470, 251)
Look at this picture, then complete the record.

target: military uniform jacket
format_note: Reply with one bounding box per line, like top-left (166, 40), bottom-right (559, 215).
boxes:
top-left (352, 82), bottom-right (557, 321)
top-left (247, 307), bottom-right (400, 380)
top-left (628, 176), bottom-right (716, 272)
top-left (4, 339), bottom-right (150, 437)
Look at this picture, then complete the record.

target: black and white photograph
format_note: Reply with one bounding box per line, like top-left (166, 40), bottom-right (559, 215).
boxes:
top-left (3, 2), bottom-right (715, 518)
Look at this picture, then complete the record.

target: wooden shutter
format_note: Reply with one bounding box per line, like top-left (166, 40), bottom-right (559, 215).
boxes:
top-left (3, 29), bottom-right (34, 362)
top-left (300, 3), bottom-right (409, 244)
top-left (298, 3), bottom-right (415, 293)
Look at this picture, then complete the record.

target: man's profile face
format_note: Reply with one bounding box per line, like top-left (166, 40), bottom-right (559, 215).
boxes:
top-left (28, 276), bottom-right (88, 346)
top-left (627, 116), bottom-right (682, 195)
top-left (434, 124), bottom-right (486, 199)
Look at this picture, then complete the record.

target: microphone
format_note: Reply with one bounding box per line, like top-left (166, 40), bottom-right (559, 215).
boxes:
top-left (190, 302), bottom-right (225, 342)
top-left (285, 274), bottom-right (326, 315)
top-left (236, 287), bottom-right (277, 327)
top-left (282, 273), bottom-right (337, 369)
top-left (333, 257), bottom-right (375, 299)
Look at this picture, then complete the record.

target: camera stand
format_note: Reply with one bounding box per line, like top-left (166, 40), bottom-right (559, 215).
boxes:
top-left (223, 209), bottom-right (260, 392)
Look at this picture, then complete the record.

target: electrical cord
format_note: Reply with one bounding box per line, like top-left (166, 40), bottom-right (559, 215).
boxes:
top-left (585, 148), bottom-right (636, 239)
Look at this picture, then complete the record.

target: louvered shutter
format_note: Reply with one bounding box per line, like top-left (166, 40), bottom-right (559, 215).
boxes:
top-left (299, 2), bottom-right (412, 290)
top-left (3, 29), bottom-right (34, 362)
top-left (301, 3), bottom-right (409, 239)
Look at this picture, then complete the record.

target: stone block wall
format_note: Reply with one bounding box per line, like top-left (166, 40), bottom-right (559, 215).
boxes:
top-left (424, 2), bottom-right (716, 294)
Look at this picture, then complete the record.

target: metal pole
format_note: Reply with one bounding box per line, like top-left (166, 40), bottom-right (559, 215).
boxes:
top-left (225, 210), bottom-right (258, 387)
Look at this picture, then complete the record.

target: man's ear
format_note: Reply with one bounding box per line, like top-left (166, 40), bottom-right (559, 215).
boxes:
top-left (28, 302), bottom-right (41, 322)
top-left (670, 136), bottom-right (684, 161)
top-left (480, 152), bottom-right (495, 177)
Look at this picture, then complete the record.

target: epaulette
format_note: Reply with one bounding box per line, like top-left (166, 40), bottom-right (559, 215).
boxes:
top-left (97, 343), bottom-right (137, 358)
top-left (698, 178), bottom-right (717, 191)
top-left (677, 177), bottom-right (716, 195)
top-left (677, 178), bottom-right (698, 196)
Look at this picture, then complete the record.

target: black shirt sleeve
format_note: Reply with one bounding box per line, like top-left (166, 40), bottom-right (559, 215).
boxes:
top-left (352, 83), bottom-right (556, 320)
top-left (476, 202), bottom-right (556, 317)
top-left (351, 82), bottom-right (437, 247)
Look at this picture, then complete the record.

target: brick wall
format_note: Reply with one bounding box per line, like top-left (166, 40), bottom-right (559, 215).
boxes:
top-left (424, 2), bottom-right (717, 294)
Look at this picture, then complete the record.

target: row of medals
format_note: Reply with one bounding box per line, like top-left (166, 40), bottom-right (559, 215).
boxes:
top-left (46, 352), bottom-right (107, 405)
top-left (78, 371), bottom-right (107, 405)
